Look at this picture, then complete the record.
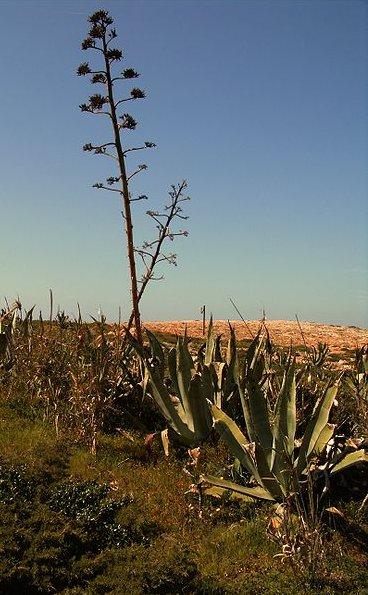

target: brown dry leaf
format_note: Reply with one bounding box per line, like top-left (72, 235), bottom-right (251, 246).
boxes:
top-left (325, 506), bottom-right (345, 518)
top-left (161, 428), bottom-right (170, 456)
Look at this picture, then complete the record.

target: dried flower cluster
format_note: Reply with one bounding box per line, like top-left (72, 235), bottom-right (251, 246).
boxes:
top-left (77, 10), bottom-right (189, 343)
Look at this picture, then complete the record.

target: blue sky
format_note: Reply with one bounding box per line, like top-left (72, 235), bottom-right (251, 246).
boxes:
top-left (1, 0), bottom-right (367, 325)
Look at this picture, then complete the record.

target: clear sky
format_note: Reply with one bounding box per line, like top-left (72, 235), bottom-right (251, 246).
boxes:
top-left (1, 0), bottom-right (367, 326)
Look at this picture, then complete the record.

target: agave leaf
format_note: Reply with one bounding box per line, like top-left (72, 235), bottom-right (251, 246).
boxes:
top-left (145, 329), bottom-right (165, 370)
top-left (296, 382), bottom-right (339, 474)
top-left (246, 378), bottom-right (273, 466)
top-left (221, 323), bottom-right (237, 400)
top-left (187, 374), bottom-right (213, 440)
top-left (204, 315), bottom-right (215, 365)
top-left (230, 339), bottom-right (255, 442)
top-left (176, 337), bottom-right (195, 421)
top-left (235, 377), bottom-right (255, 444)
top-left (244, 330), bottom-right (266, 383)
top-left (213, 361), bottom-right (226, 407)
top-left (24, 305), bottom-right (35, 323)
top-left (142, 367), bottom-right (149, 399)
top-left (214, 334), bottom-right (223, 362)
top-left (227, 325), bottom-right (237, 365)
top-left (201, 364), bottom-right (215, 403)
top-left (253, 442), bottom-right (285, 499)
top-left (126, 327), bottom-right (146, 357)
top-left (168, 347), bottom-right (180, 401)
top-left (273, 359), bottom-right (296, 458)
top-left (212, 405), bottom-right (261, 483)
top-left (200, 475), bottom-right (275, 502)
top-left (240, 331), bottom-right (272, 447)
top-left (179, 336), bottom-right (195, 372)
top-left (244, 330), bottom-right (262, 370)
top-left (233, 458), bottom-right (242, 476)
top-left (253, 363), bottom-right (296, 499)
top-left (198, 484), bottom-right (228, 499)
top-left (345, 377), bottom-right (356, 394)
top-left (200, 484), bottom-right (255, 502)
top-left (175, 399), bottom-right (188, 425)
top-left (330, 450), bottom-right (368, 475)
top-left (226, 324), bottom-right (236, 367)
top-left (227, 323), bottom-right (238, 372)
top-left (271, 360), bottom-right (297, 491)
top-left (145, 363), bottom-right (194, 442)
top-left (313, 423), bottom-right (335, 456)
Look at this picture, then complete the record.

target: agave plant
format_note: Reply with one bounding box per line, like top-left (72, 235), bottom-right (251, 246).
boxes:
top-left (195, 317), bottom-right (239, 410)
top-left (200, 337), bottom-right (368, 503)
top-left (310, 342), bottom-right (329, 367)
top-left (129, 328), bottom-right (213, 447)
top-left (129, 319), bottom-right (240, 448)
top-left (344, 345), bottom-right (368, 404)
top-left (343, 345), bottom-right (368, 434)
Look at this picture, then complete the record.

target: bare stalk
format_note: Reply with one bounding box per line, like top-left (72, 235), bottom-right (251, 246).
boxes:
top-left (77, 10), bottom-right (189, 343)
top-left (101, 31), bottom-right (142, 344)
top-left (126, 181), bottom-right (189, 330)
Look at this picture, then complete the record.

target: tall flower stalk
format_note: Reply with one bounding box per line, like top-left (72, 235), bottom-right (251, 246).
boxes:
top-left (77, 10), bottom-right (189, 343)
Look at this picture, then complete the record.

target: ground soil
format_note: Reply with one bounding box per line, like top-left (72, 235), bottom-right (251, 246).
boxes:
top-left (144, 319), bottom-right (368, 353)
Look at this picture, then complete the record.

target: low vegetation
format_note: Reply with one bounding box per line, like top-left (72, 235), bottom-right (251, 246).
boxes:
top-left (0, 302), bottom-right (367, 593)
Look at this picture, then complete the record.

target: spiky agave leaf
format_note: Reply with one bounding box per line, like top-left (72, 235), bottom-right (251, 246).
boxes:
top-left (271, 359), bottom-right (297, 493)
top-left (200, 475), bottom-right (275, 502)
top-left (212, 405), bottom-right (261, 483)
top-left (296, 381), bottom-right (340, 474)
top-left (204, 315), bottom-right (215, 366)
top-left (330, 449), bottom-right (368, 475)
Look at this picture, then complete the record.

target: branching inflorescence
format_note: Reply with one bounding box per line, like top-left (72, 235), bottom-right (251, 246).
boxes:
top-left (77, 10), bottom-right (189, 343)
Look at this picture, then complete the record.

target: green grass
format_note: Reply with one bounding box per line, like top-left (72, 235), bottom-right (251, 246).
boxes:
top-left (1, 400), bottom-right (368, 594)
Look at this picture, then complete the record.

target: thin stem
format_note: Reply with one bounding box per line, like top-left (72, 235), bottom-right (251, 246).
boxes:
top-left (126, 181), bottom-right (187, 330)
top-left (102, 32), bottom-right (143, 344)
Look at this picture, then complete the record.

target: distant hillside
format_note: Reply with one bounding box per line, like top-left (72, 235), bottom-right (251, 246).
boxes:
top-left (144, 319), bottom-right (368, 353)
